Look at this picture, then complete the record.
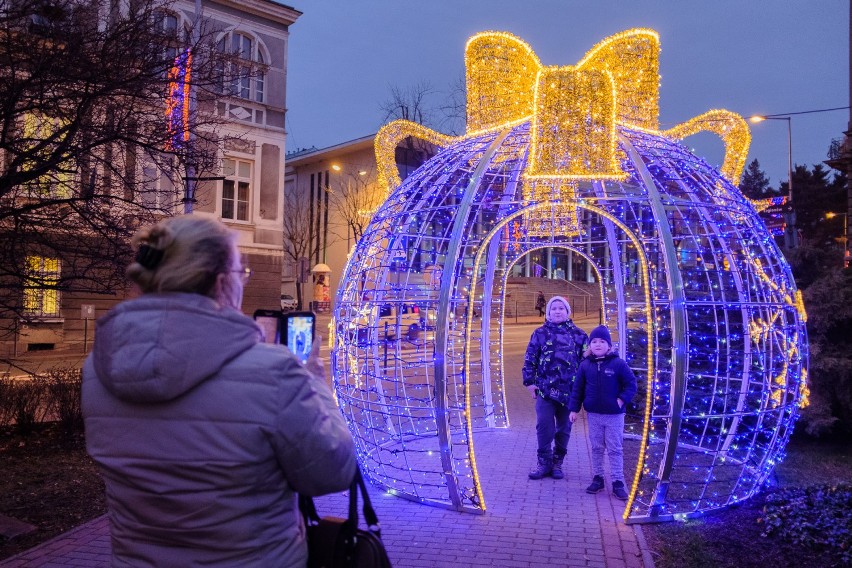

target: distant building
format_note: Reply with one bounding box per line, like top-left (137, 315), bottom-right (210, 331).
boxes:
top-left (284, 135), bottom-right (435, 309)
top-left (0, 0), bottom-right (301, 357)
top-left (182, 0), bottom-right (301, 317)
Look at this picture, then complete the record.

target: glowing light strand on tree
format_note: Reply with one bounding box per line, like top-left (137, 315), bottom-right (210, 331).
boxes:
top-left (164, 49), bottom-right (193, 152)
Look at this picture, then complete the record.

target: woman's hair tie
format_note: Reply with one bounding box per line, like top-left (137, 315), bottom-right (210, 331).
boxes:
top-left (135, 243), bottom-right (164, 270)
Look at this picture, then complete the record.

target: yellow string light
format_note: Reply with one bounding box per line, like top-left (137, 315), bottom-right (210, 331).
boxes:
top-left (751, 197), bottom-right (779, 214)
top-left (376, 29), bottom-right (752, 193)
top-left (526, 67), bottom-right (625, 180)
top-left (374, 120), bottom-right (458, 197)
top-left (798, 368), bottom-right (810, 409)
top-left (574, 28), bottom-right (661, 131)
top-left (663, 109), bottom-right (751, 185)
top-left (746, 256), bottom-right (808, 411)
top-left (522, 180), bottom-right (580, 237)
top-left (465, 31), bottom-right (541, 133)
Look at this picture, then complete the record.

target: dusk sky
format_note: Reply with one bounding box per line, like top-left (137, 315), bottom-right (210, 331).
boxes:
top-left (285, 1), bottom-right (848, 189)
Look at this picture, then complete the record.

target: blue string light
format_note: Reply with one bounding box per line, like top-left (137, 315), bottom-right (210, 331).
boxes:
top-left (331, 123), bottom-right (808, 522)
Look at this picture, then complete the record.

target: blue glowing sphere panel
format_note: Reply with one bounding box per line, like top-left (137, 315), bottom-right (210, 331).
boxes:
top-left (331, 122), bottom-right (808, 522)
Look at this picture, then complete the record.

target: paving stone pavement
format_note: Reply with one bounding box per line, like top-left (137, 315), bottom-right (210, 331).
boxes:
top-left (1, 316), bottom-right (654, 568)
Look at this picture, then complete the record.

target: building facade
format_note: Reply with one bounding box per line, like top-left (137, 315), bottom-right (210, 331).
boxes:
top-left (284, 135), bottom-right (434, 311)
top-left (182, 0), bottom-right (300, 317)
top-left (0, 0), bottom-right (301, 358)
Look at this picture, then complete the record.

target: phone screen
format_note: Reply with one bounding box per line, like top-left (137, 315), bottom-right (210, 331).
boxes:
top-left (254, 314), bottom-right (280, 344)
top-left (285, 313), bottom-right (315, 364)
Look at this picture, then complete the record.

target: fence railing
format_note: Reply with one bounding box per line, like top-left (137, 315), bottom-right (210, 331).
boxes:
top-left (503, 291), bottom-right (597, 322)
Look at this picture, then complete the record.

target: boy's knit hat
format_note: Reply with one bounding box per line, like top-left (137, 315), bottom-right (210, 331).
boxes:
top-left (545, 296), bottom-right (571, 320)
top-left (589, 325), bottom-right (612, 347)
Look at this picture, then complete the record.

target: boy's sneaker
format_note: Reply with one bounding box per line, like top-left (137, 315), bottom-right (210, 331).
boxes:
top-left (612, 480), bottom-right (628, 500)
top-left (585, 475), bottom-right (604, 493)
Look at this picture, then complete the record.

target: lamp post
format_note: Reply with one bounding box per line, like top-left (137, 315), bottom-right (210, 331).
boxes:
top-left (182, 0), bottom-right (203, 215)
top-left (750, 114), bottom-right (796, 247)
top-left (826, 211), bottom-right (849, 267)
top-left (749, 115), bottom-right (792, 200)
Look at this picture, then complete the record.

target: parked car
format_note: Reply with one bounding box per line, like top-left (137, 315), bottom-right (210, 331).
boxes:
top-left (280, 294), bottom-right (298, 311)
top-left (339, 303), bottom-right (429, 345)
top-left (376, 303), bottom-right (422, 340)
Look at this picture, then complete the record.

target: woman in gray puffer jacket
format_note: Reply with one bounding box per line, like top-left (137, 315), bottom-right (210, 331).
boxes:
top-left (82, 216), bottom-right (356, 567)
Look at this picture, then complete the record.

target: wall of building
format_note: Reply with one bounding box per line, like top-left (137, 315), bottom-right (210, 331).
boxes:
top-left (284, 141), bottom-right (380, 310)
top-left (1, 0), bottom-right (300, 358)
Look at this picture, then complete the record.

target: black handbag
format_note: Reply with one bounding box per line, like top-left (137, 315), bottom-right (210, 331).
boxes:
top-left (299, 468), bottom-right (392, 568)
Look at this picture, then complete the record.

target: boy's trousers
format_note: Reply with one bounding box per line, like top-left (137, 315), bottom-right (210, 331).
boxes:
top-left (586, 411), bottom-right (625, 482)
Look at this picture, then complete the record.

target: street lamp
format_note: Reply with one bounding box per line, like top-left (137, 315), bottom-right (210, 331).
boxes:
top-left (331, 163), bottom-right (366, 176)
top-left (329, 163), bottom-right (374, 256)
top-left (826, 211), bottom-right (849, 267)
top-left (750, 114), bottom-right (796, 247)
top-left (749, 115), bottom-right (793, 201)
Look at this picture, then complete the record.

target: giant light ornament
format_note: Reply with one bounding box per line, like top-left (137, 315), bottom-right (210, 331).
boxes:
top-left (331, 29), bottom-right (808, 523)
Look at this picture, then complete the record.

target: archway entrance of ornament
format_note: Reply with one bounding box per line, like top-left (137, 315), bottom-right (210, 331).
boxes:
top-left (504, 246), bottom-right (603, 323)
top-left (462, 203), bottom-right (654, 506)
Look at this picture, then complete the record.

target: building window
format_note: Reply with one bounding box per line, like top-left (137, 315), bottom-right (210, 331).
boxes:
top-left (141, 161), bottom-right (175, 213)
top-left (162, 12), bottom-right (178, 33)
top-left (222, 158), bottom-right (251, 221)
top-left (23, 256), bottom-right (61, 318)
top-left (153, 10), bottom-right (186, 67)
top-left (22, 113), bottom-right (74, 198)
top-left (216, 31), bottom-right (267, 103)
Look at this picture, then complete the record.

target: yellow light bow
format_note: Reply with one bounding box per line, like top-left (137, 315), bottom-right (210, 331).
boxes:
top-left (375, 121), bottom-right (458, 197)
top-left (663, 110), bottom-right (751, 185)
top-left (375, 28), bottom-right (752, 196)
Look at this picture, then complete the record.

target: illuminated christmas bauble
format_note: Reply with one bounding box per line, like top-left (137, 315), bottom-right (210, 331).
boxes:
top-left (331, 30), bottom-right (807, 523)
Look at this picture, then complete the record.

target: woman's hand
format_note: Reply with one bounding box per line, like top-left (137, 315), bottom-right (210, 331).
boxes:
top-left (305, 335), bottom-right (325, 381)
top-left (525, 384), bottom-right (538, 399)
top-left (569, 411), bottom-right (578, 423)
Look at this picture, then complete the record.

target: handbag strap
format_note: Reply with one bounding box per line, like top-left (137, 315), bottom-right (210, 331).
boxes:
top-left (350, 468), bottom-right (381, 535)
top-left (299, 467), bottom-right (385, 567)
top-left (298, 492), bottom-right (321, 526)
top-left (298, 467), bottom-right (381, 535)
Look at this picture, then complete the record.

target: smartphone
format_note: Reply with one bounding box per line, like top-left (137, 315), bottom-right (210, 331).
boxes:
top-left (253, 309), bottom-right (281, 344)
top-left (283, 311), bottom-right (315, 364)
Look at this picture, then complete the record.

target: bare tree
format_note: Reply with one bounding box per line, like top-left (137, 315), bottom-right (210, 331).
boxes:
top-left (437, 71), bottom-right (467, 136)
top-left (281, 191), bottom-right (316, 310)
top-left (380, 76), bottom-right (466, 136)
top-left (378, 81), bottom-right (448, 181)
top-left (0, 0), bottom-right (232, 343)
top-left (378, 81), bottom-right (437, 127)
top-left (327, 168), bottom-right (385, 247)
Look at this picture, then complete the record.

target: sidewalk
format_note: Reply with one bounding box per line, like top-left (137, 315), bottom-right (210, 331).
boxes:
top-left (1, 314), bottom-right (651, 568)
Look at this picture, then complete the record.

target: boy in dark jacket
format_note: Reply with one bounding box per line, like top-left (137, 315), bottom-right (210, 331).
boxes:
top-left (522, 296), bottom-right (588, 480)
top-left (569, 325), bottom-right (637, 500)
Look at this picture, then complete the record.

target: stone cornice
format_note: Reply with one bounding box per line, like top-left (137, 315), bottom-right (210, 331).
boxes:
top-left (197, 0), bottom-right (301, 28)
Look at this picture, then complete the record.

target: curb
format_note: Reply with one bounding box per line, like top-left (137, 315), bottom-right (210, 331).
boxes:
top-left (633, 524), bottom-right (657, 568)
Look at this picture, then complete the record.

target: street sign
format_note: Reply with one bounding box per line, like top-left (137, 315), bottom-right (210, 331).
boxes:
top-left (81, 304), bottom-right (95, 352)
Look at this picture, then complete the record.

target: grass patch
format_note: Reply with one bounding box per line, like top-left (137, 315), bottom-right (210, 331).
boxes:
top-left (0, 423), bottom-right (105, 561)
top-left (760, 484), bottom-right (851, 566)
top-left (643, 427), bottom-right (852, 568)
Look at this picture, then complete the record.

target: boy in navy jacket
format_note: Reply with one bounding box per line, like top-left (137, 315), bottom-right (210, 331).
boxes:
top-left (569, 325), bottom-right (637, 500)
